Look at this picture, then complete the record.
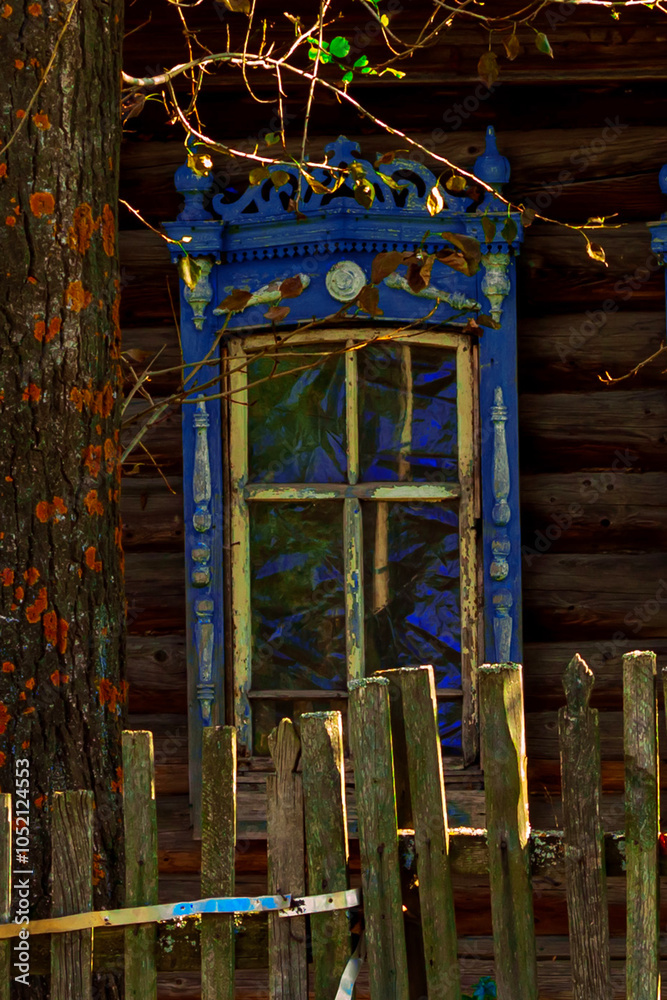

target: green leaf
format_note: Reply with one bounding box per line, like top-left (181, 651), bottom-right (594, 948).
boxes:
top-left (354, 55), bottom-right (369, 67)
top-left (178, 255), bottom-right (203, 291)
top-left (426, 185), bottom-right (445, 216)
top-left (354, 178), bottom-right (375, 208)
top-left (503, 31), bottom-right (520, 61)
top-left (481, 216), bottom-right (496, 243)
top-left (270, 170), bottom-right (291, 189)
top-left (264, 131), bottom-right (281, 146)
top-left (380, 14), bottom-right (389, 26)
top-left (249, 165), bottom-right (270, 185)
top-left (329, 35), bottom-right (351, 58)
top-left (477, 50), bottom-right (499, 87)
top-left (501, 218), bottom-right (518, 243)
top-left (535, 31), bottom-right (554, 57)
top-left (445, 174), bottom-right (467, 193)
top-left (381, 66), bottom-right (405, 78)
top-left (308, 46), bottom-right (319, 60)
top-left (341, 71), bottom-right (354, 83)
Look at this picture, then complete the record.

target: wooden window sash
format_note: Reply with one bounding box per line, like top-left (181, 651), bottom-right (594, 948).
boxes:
top-left (228, 329), bottom-right (479, 757)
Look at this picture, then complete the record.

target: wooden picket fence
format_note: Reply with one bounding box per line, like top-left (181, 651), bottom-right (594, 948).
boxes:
top-left (0, 653), bottom-right (664, 999)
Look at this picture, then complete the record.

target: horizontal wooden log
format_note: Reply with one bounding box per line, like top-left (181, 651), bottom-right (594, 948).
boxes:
top-left (126, 635), bottom-right (187, 713)
top-left (122, 326), bottom-right (183, 395)
top-left (517, 312), bottom-right (666, 392)
top-left (520, 388), bottom-right (667, 473)
top-left (523, 641), bottom-right (667, 710)
top-left (125, 552), bottom-right (185, 633)
top-left (121, 477), bottom-right (184, 552)
top-left (120, 127), bottom-right (667, 226)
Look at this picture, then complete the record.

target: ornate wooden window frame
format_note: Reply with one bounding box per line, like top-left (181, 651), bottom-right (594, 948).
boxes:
top-left (165, 129), bottom-right (524, 831)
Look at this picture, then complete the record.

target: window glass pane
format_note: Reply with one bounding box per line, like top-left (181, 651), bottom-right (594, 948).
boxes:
top-left (358, 344), bottom-right (458, 482)
top-left (250, 501), bottom-right (346, 695)
top-left (247, 346), bottom-right (346, 482)
top-left (362, 501), bottom-right (461, 746)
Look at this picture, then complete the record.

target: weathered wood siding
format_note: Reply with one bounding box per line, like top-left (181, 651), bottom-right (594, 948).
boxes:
top-left (119, 0), bottom-right (667, 991)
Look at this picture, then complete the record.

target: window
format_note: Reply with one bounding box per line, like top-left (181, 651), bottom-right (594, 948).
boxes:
top-left (227, 328), bottom-right (479, 759)
top-left (166, 129), bottom-right (524, 831)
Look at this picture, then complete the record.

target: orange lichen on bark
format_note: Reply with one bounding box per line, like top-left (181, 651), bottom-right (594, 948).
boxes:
top-left (18, 692), bottom-right (26, 701)
top-left (14, 58), bottom-right (23, 69)
top-left (13, 586), bottom-right (24, 603)
top-left (29, 191), bottom-right (54, 217)
top-left (2, 662), bottom-right (15, 673)
top-left (111, 766), bottom-right (123, 794)
top-left (104, 437), bottom-right (117, 473)
top-left (21, 742), bottom-right (29, 750)
top-left (21, 383), bottom-right (41, 403)
top-left (82, 444), bottom-right (102, 477)
top-left (99, 386), bottom-right (114, 417)
top-left (27, 1), bottom-right (41, 12)
top-left (111, 293), bottom-right (121, 358)
top-left (1, 5), bottom-right (12, 17)
top-left (5, 216), bottom-right (16, 227)
top-left (15, 110), bottom-right (25, 120)
top-left (0, 752), bottom-right (6, 768)
top-left (84, 489), bottom-right (104, 515)
top-left (68, 203), bottom-right (98, 254)
top-left (65, 280), bottom-right (92, 312)
top-left (1, 569), bottom-right (14, 586)
top-left (57, 618), bottom-right (68, 654)
top-left (97, 679), bottom-right (125, 713)
top-left (23, 567), bottom-right (40, 585)
top-left (49, 669), bottom-right (60, 685)
top-left (32, 111), bottom-right (50, 130)
top-left (85, 546), bottom-right (102, 572)
top-left (36, 497), bottom-right (67, 522)
top-left (33, 319), bottom-right (45, 341)
top-left (45, 316), bottom-right (61, 342)
top-left (22, 707), bottom-right (35, 715)
top-left (43, 609), bottom-right (57, 644)
top-left (0, 704), bottom-right (11, 734)
top-left (101, 204), bottom-right (115, 256)
top-left (0, 164), bottom-right (6, 178)
top-left (34, 795), bottom-right (45, 809)
top-left (25, 678), bottom-right (35, 691)
top-left (25, 586), bottom-right (47, 622)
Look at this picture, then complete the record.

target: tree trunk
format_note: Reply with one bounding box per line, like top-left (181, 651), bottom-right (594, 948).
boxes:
top-left (0, 0), bottom-right (125, 994)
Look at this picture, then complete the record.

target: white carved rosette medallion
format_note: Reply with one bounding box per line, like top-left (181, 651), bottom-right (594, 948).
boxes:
top-left (325, 260), bottom-right (366, 302)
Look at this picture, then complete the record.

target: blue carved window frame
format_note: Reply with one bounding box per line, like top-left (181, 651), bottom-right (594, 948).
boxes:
top-left (165, 129), bottom-right (524, 831)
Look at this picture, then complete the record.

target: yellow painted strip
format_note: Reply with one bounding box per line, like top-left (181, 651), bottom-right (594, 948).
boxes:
top-left (244, 483), bottom-right (461, 501)
top-left (345, 341), bottom-right (359, 486)
top-left (456, 339), bottom-right (480, 765)
top-left (242, 328), bottom-right (462, 351)
top-left (344, 497), bottom-right (365, 684)
top-left (228, 338), bottom-right (253, 754)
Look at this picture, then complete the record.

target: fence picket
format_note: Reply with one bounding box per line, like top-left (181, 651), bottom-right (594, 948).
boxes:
top-left (623, 651), bottom-right (660, 1000)
top-left (0, 795), bottom-right (10, 1000)
top-left (301, 711), bottom-right (351, 997)
top-left (348, 677), bottom-right (409, 1000)
top-left (123, 730), bottom-right (158, 1000)
top-left (201, 726), bottom-right (236, 1000)
top-left (50, 790), bottom-right (93, 1000)
top-left (267, 718), bottom-right (307, 999)
top-left (478, 662), bottom-right (537, 1000)
top-left (558, 654), bottom-right (611, 1000)
top-left (380, 666), bottom-right (461, 1000)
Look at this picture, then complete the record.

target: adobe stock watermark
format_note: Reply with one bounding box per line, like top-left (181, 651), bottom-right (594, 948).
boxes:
top-left (522, 449), bottom-right (638, 566)
top-left (13, 757), bottom-right (31, 987)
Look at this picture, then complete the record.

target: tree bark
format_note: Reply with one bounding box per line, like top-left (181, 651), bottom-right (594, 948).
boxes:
top-left (0, 0), bottom-right (124, 994)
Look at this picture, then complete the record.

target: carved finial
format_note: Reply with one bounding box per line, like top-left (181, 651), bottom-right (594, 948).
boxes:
top-left (562, 653), bottom-right (594, 713)
top-left (474, 126), bottom-right (511, 189)
top-left (268, 718), bottom-right (301, 775)
top-left (175, 159), bottom-right (214, 223)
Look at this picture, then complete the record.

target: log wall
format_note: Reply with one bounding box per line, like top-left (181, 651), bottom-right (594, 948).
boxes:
top-left (120, 1), bottom-right (667, 992)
